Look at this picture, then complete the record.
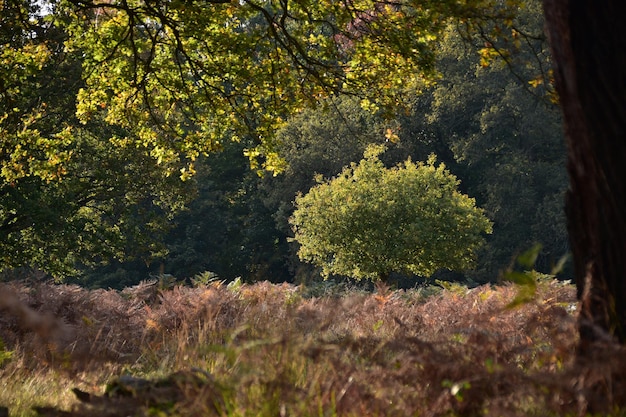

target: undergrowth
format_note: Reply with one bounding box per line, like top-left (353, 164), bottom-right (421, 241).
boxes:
top-left (0, 277), bottom-right (622, 416)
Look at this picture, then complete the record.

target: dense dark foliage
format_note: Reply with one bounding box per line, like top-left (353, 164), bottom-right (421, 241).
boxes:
top-left (78, 3), bottom-right (568, 288)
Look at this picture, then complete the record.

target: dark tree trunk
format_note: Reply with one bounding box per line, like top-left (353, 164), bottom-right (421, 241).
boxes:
top-left (543, 0), bottom-right (626, 350)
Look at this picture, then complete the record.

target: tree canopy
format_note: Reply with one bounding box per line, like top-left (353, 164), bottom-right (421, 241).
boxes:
top-left (425, 10), bottom-right (567, 278)
top-left (290, 145), bottom-right (492, 281)
top-left (56, 0), bottom-right (521, 170)
top-left (1, 0), bottom-right (192, 275)
top-left (1, 0), bottom-right (524, 276)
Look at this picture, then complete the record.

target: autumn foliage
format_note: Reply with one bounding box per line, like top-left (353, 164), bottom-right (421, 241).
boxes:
top-left (2, 276), bottom-right (623, 416)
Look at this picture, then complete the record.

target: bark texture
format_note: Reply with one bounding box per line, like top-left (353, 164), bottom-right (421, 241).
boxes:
top-left (543, 0), bottom-right (626, 348)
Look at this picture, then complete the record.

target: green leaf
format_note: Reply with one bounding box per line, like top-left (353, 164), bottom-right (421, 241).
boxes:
top-left (516, 243), bottom-right (543, 269)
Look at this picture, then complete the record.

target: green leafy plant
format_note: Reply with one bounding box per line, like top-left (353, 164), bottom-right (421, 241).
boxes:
top-left (505, 243), bottom-right (568, 308)
top-left (0, 338), bottom-right (13, 367)
top-left (191, 271), bottom-right (221, 287)
top-left (290, 144), bottom-right (492, 282)
top-left (436, 280), bottom-right (470, 296)
top-left (227, 277), bottom-right (243, 293)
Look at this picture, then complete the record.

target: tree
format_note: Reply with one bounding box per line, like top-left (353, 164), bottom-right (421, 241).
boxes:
top-left (157, 143), bottom-right (289, 283)
top-left (262, 94), bottom-right (461, 283)
top-left (56, 0), bottom-right (518, 170)
top-left (542, 1), bottom-right (626, 349)
top-left (2, 0), bottom-right (520, 276)
top-left (1, 0), bottom-right (192, 277)
top-left (425, 16), bottom-right (568, 281)
top-left (80, 142), bottom-right (290, 288)
top-left (289, 145), bottom-right (492, 282)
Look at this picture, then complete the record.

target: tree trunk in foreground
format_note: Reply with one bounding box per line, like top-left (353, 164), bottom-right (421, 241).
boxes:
top-left (543, 0), bottom-right (626, 350)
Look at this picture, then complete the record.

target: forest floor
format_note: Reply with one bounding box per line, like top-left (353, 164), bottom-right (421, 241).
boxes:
top-left (1, 276), bottom-right (625, 416)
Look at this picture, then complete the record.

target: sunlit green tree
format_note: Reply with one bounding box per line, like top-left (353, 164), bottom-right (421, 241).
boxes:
top-left (0, 0), bottom-right (192, 276)
top-left (290, 145), bottom-right (492, 281)
top-left (56, 0), bottom-right (520, 170)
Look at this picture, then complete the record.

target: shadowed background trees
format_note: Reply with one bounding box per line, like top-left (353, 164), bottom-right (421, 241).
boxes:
top-left (77, 3), bottom-right (568, 289)
top-left (0, 0), bottom-right (193, 277)
top-left (2, 0), bottom-right (569, 290)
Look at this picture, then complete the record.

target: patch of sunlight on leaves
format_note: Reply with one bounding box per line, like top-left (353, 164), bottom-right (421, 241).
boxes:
top-left (0, 371), bottom-right (90, 417)
top-left (435, 279), bottom-right (469, 296)
top-left (0, 337), bottom-right (13, 367)
top-left (227, 277), bottom-right (243, 292)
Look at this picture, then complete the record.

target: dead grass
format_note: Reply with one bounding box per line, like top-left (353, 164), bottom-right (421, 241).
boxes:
top-left (0, 277), bottom-right (622, 416)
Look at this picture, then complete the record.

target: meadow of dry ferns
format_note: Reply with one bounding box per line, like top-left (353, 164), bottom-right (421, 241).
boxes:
top-left (2, 277), bottom-right (624, 416)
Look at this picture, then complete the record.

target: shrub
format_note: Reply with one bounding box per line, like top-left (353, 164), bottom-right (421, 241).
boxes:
top-left (290, 144), bottom-right (492, 282)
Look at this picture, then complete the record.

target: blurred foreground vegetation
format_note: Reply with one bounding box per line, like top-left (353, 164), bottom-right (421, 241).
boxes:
top-left (4, 276), bottom-right (624, 417)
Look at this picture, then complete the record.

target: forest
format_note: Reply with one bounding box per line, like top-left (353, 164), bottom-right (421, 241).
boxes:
top-left (1, 0), bottom-right (567, 289)
top-left (2, 0), bottom-right (626, 415)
